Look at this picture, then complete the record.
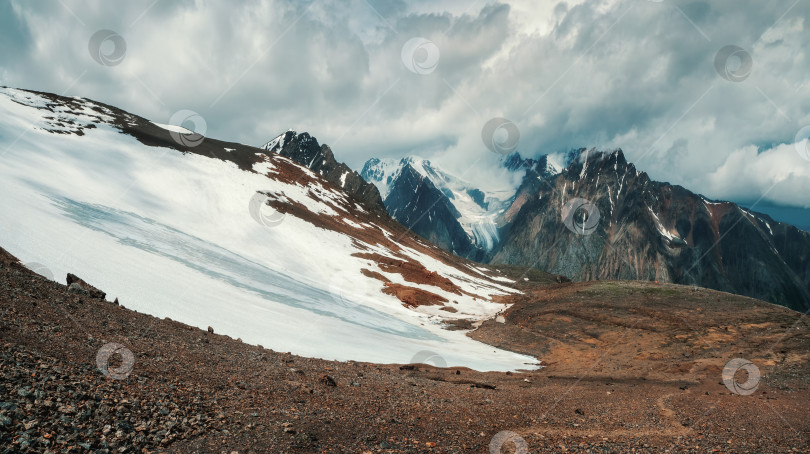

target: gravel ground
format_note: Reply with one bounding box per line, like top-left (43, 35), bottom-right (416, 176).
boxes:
top-left (1, 248), bottom-right (808, 453)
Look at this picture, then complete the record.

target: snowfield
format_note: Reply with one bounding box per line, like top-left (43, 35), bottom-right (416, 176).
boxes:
top-left (0, 88), bottom-right (539, 371)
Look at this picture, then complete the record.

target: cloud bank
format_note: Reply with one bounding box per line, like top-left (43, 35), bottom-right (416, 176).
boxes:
top-left (1, 0), bottom-right (808, 217)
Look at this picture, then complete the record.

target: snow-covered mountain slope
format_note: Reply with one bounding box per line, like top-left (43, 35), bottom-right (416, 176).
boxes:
top-left (361, 157), bottom-right (514, 260)
top-left (0, 87), bottom-right (537, 371)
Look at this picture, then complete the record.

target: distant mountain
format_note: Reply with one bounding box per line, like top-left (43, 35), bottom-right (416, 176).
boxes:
top-left (492, 148), bottom-right (810, 311)
top-left (502, 152), bottom-right (563, 179)
top-left (360, 157), bottom-right (513, 261)
top-left (361, 147), bottom-right (810, 312)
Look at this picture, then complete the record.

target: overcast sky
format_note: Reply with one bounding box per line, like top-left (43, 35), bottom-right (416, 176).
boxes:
top-left (1, 0), bottom-right (809, 227)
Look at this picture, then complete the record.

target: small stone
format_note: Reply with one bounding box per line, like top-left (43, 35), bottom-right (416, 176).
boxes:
top-left (281, 422), bottom-right (295, 434)
top-left (319, 374), bottom-right (337, 387)
top-left (68, 282), bottom-right (89, 295)
top-left (207, 326), bottom-right (214, 334)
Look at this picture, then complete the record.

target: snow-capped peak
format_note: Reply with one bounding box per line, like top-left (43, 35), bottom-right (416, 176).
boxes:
top-left (361, 156), bottom-right (514, 253)
top-left (261, 129), bottom-right (297, 153)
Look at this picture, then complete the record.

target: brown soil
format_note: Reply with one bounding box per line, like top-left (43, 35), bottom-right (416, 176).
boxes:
top-left (1, 249), bottom-right (808, 453)
top-left (381, 283), bottom-right (447, 308)
top-left (353, 253), bottom-right (461, 296)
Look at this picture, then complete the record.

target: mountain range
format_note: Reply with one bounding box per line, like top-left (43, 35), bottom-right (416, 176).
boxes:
top-left (2, 86), bottom-right (809, 452)
top-left (268, 129), bottom-right (809, 312)
top-left (494, 148), bottom-right (810, 312)
top-left (2, 84), bottom-right (807, 328)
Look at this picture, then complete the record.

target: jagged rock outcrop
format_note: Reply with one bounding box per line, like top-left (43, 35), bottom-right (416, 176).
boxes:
top-left (262, 131), bottom-right (385, 212)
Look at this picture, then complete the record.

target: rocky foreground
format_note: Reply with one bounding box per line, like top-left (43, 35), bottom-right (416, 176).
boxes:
top-left (1, 248), bottom-right (809, 453)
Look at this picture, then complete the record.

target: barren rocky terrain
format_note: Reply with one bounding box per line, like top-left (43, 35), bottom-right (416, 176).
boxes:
top-left (1, 248), bottom-right (808, 453)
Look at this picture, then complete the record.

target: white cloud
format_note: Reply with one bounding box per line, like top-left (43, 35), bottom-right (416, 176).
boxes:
top-left (703, 141), bottom-right (810, 208)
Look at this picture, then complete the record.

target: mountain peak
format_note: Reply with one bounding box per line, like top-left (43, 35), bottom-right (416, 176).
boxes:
top-left (503, 152), bottom-right (536, 172)
top-left (501, 152), bottom-right (562, 179)
top-left (360, 155), bottom-right (515, 260)
top-left (262, 130), bottom-right (385, 212)
top-left (563, 147), bottom-right (633, 180)
top-left (261, 129), bottom-right (297, 153)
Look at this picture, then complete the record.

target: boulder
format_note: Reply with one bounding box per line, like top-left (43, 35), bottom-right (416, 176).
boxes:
top-left (65, 273), bottom-right (106, 299)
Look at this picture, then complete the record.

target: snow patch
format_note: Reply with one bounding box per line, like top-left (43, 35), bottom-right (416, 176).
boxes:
top-left (152, 122), bottom-right (193, 134)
